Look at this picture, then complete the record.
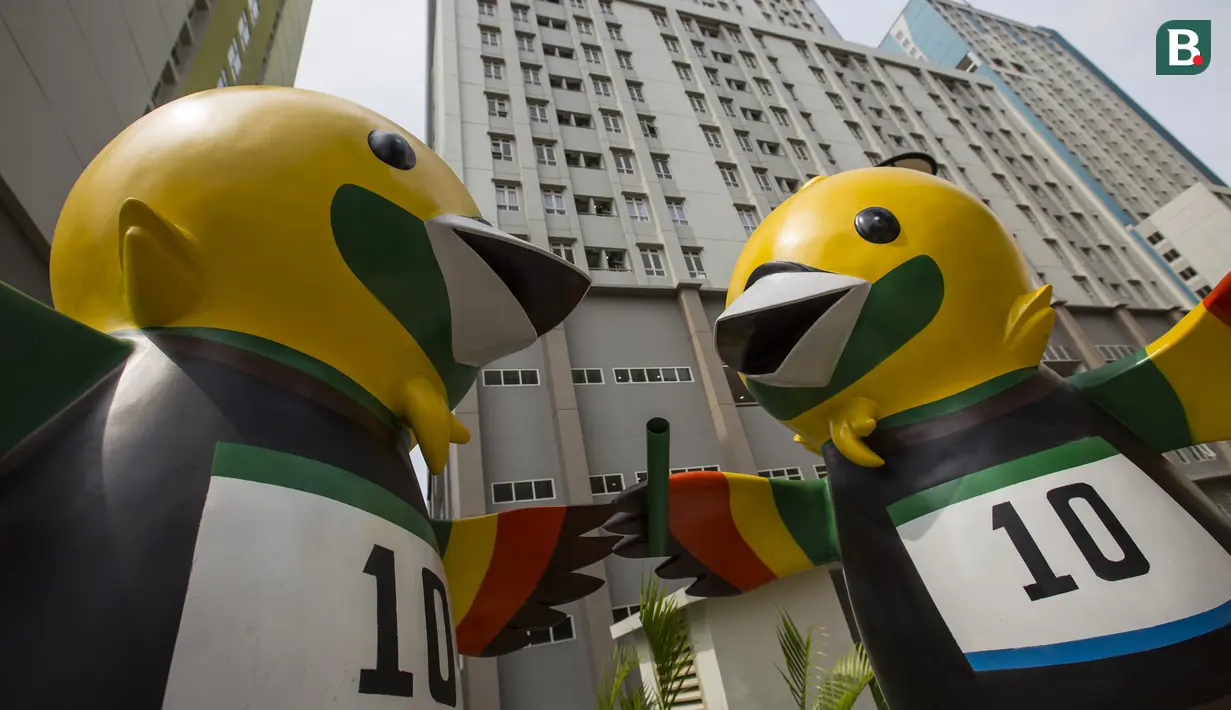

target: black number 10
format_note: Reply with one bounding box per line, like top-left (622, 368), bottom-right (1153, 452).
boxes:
top-left (993, 482), bottom-right (1150, 601)
top-left (359, 544), bottom-right (457, 706)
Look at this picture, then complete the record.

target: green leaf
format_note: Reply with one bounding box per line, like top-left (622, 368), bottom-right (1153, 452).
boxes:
top-left (775, 608), bottom-right (815, 710)
top-left (814, 643), bottom-right (877, 710)
top-left (638, 576), bottom-right (697, 710)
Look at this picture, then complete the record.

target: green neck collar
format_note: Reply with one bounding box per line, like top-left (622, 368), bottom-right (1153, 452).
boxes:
top-left (877, 366), bottom-right (1041, 430)
top-left (120, 326), bottom-right (402, 431)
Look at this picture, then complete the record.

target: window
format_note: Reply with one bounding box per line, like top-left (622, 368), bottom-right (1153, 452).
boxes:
top-left (729, 132), bottom-right (751, 154)
top-left (237, 11), bottom-right (252, 49)
top-left (492, 477), bottom-right (556, 504)
top-left (790, 140), bottom-right (809, 161)
top-left (663, 35), bottom-right (680, 52)
top-left (653, 11), bottom-right (668, 27)
top-left (599, 0), bottom-right (612, 15)
top-left (576, 18), bottom-right (594, 34)
top-left (584, 46), bottom-right (603, 63)
top-left (538, 15), bottom-right (567, 28)
top-left (613, 366), bottom-right (694, 383)
top-left (1095, 344), bottom-right (1137, 362)
top-left (1179, 267), bottom-right (1198, 280)
top-left (535, 141), bottom-right (557, 166)
top-left (478, 0), bottom-right (496, 16)
top-left (627, 82), bottom-right (645, 102)
top-left (682, 247), bottom-right (705, 277)
top-left (516, 33), bottom-right (535, 51)
top-left (640, 245), bottom-right (665, 274)
top-left (702, 126), bottom-right (722, 148)
top-left (736, 205), bottom-right (760, 234)
top-left (1146, 231), bottom-right (1164, 245)
top-left (550, 239), bottom-right (575, 264)
top-left (487, 94), bottom-right (509, 117)
top-left (754, 169), bottom-right (772, 191)
top-left (718, 164), bottom-right (740, 188)
top-left (490, 135), bottom-right (513, 161)
top-left (522, 64), bottom-right (541, 84)
top-left (689, 94), bottom-right (708, 113)
top-left (601, 110), bottom-right (623, 133)
top-left (512, 4), bottom-right (530, 20)
top-left (720, 98), bottom-right (736, 117)
top-left (495, 183), bottom-right (520, 211)
top-left (613, 150), bottom-right (635, 174)
top-left (755, 78), bottom-right (774, 96)
top-left (589, 473), bottom-right (624, 496)
top-left (573, 368), bottom-right (606, 385)
top-left (228, 37), bottom-right (243, 78)
top-left (639, 115), bottom-right (657, 138)
top-left (676, 64), bottom-right (693, 81)
top-left (617, 51), bottom-right (634, 70)
top-left (758, 140), bottom-right (781, 157)
top-left (633, 464), bottom-right (718, 482)
top-left (248, 0), bottom-right (260, 21)
top-left (1017, 205), bottom-right (1038, 227)
top-left (482, 368), bottom-right (541, 387)
top-left (727, 78), bottom-right (748, 92)
top-left (612, 604), bottom-right (641, 622)
top-left (480, 27), bottom-right (500, 46)
top-left (527, 101), bottom-right (549, 122)
top-left (827, 93), bottom-right (844, 111)
top-left (776, 176), bottom-right (799, 193)
top-left (712, 51), bottom-right (733, 64)
top-left (771, 107), bottom-right (791, 127)
top-left (706, 68), bottom-right (720, 86)
top-left (626, 196), bottom-right (650, 223)
top-left (1173, 444), bottom-right (1218, 464)
top-left (758, 467), bottom-right (803, 481)
top-left (606, 23), bottom-right (623, 40)
top-left (550, 75), bottom-right (583, 91)
top-left (543, 44), bottom-right (574, 58)
top-left (742, 108), bottom-right (764, 122)
top-left (593, 76), bottom-right (612, 96)
top-left (814, 462), bottom-right (828, 478)
top-left (585, 247), bottom-right (628, 271)
top-left (1197, 285), bottom-right (1213, 298)
top-left (1162, 249), bottom-right (1181, 262)
top-left (483, 58), bottom-right (504, 79)
top-left (217, 69), bottom-right (230, 88)
top-left (743, 52), bottom-right (759, 70)
top-left (652, 155), bottom-right (672, 179)
top-left (668, 199), bottom-right (689, 227)
top-left (845, 121), bottom-right (863, 140)
top-left (540, 188), bottom-right (568, 214)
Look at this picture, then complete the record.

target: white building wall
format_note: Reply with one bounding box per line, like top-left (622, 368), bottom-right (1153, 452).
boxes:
top-left (1139, 184), bottom-right (1231, 295)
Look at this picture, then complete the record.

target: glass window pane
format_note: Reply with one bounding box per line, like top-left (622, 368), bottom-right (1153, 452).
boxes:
top-left (573, 369), bottom-right (587, 384)
top-left (589, 476), bottom-right (605, 495)
top-left (631, 368), bottom-right (647, 383)
top-left (605, 475), bottom-right (624, 493)
top-left (513, 481), bottom-right (535, 500)
top-left (484, 370), bottom-right (502, 386)
top-left (647, 368), bottom-right (663, 382)
top-left (552, 618), bottom-right (575, 641)
top-left (521, 369), bottom-right (539, 385)
top-left (533, 479), bottom-right (554, 499)
top-left (528, 628), bottom-right (552, 645)
top-left (493, 482), bottom-right (514, 503)
top-left (676, 367), bottom-right (693, 382)
top-left (586, 369), bottom-right (602, 383)
top-left (661, 368), bottom-right (678, 382)
top-left (503, 370), bottom-right (520, 385)
top-left (614, 368), bottom-right (630, 383)
top-left (613, 607), bottom-right (630, 622)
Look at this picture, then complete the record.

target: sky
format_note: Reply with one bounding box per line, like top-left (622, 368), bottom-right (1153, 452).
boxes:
top-left (819, 0), bottom-right (1231, 183)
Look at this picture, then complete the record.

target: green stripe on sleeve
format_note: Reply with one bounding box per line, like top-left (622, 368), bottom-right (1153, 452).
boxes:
top-left (769, 477), bottom-right (841, 566)
top-left (211, 442), bottom-right (438, 550)
top-left (1068, 350), bottom-right (1192, 453)
top-left (887, 437), bottom-right (1118, 527)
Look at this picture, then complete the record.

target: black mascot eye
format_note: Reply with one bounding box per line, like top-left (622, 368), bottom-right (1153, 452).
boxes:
top-left (854, 206), bottom-right (900, 244)
top-left (368, 130), bottom-right (416, 171)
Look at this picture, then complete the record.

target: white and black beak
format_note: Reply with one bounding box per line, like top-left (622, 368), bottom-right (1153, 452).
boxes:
top-left (715, 261), bottom-right (869, 388)
top-left (424, 214), bottom-right (590, 366)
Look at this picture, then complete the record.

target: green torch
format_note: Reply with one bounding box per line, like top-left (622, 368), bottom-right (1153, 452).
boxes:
top-left (646, 417), bottom-right (671, 557)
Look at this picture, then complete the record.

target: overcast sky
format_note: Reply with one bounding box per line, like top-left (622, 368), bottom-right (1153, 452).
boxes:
top-left (293, 0), bottom-right (1228, 490)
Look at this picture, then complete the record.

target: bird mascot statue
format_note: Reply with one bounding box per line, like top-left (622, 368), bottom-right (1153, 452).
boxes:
top-left (0, 87), bottom-right (617, 709)
top-left (608, 153), bottom-right (1231, 710)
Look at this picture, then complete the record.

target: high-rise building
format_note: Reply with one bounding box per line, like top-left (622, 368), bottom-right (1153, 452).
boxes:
top-left (0, 0), bottom-right (313, 305)
top-left (1138, 183), bottom-right (1231, 296)
top-left (881, 0), bottom-right (1226, 301)
top-left (424, 0), bottom-right (1231, 706)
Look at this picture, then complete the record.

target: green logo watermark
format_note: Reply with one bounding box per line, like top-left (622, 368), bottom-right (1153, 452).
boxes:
top-left (1156, 20), bottom-right (1211, 75)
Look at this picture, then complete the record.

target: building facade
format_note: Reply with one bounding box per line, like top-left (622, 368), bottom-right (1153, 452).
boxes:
top-left (427, 0), bottom-right (1231, 707)
top-left (0, 0), bottom-right (312, 305)
top-left (1139, 183), bottom-right (1231, 297)
top-left (881, 0), bottom-right (1226, 301)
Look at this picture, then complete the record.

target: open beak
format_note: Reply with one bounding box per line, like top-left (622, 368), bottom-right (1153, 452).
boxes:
top-left (424, 214), bottom-right (590, 366)
top-left (714, 271), bottom-right (870, 388)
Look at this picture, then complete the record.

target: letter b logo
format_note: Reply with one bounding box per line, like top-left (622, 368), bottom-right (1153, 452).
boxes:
top-left (1157, 20), bottom-right (1212, 75)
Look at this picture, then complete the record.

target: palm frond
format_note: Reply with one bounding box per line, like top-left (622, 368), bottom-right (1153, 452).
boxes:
top-left (638, 576), bottom-right (696, 710)
top-left (597, 644), bottom-right (642, 710)
top-left (813, 642), bottom-right (877, 710)
top-left (775, 608), bottom-right (815, 710)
